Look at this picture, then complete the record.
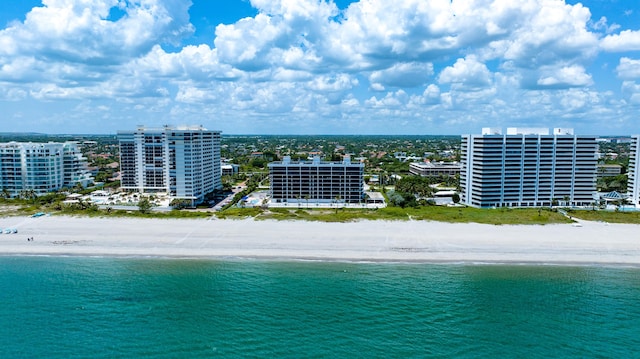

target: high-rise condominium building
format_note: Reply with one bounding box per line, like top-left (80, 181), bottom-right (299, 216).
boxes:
top-left (269, 156), bottom-right (364, 204)
top-left (627, 135), bottom-right (640, 206)
top-left (461, 128), bottom-right (597, 208)
top-left (0, 142), bottom-right (93, 197)
top-left (118, 125), bottom-right (221, 205)
top-left (63, 142), bottom-right (94, 188)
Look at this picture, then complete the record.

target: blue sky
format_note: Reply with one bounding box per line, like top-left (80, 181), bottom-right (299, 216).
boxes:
top-left (1, 0), bottom-right (640, 135)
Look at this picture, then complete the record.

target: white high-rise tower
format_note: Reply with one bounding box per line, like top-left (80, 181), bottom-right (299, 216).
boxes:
top-left (461, 128), bottom-right (597, 208)
top-left (627, 135), bottom-right (640, 206)
top-left (118, 125), bottom-right (222, 206)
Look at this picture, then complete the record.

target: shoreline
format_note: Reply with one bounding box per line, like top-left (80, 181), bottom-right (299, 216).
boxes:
top-left (1, 215), bottom-right (640, 266)
top-left (3, 254), bottom-right (640, 268)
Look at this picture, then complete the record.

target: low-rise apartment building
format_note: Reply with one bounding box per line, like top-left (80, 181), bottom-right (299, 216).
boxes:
top-left (409, 161), bottom-right (461, 178)
top-left (596, 164), bottom-right (622, 179)
top-left (269, 156), bottom-right (364, 204)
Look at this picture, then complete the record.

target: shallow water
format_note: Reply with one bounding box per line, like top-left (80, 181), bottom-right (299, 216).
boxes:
top-left (0, 257), bottom-right (638, 358)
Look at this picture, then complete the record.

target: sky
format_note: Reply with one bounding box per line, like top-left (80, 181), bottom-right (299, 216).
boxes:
top-left (1, 0), bottom-right (640, 135)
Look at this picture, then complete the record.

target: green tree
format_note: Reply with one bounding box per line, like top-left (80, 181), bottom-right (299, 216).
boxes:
top-left (170, 199), bottom-right (191, 210)
top-left (222, 181), bottom-right (233, 192)
top-left (387, 190), bottom-right (417, 208)
top-left (138, 197), bottom-right (152, 214)
top-left (73, 182), bottom-right (84, 193)
top-left (94, 171), bottom-right (110, 183)
top-left (19, 189), bottom-right (37, 203)
top-left (0, 189), bottom-right (10, 199)
top-left (395, 176), bottom-right (434, 198)
top-left (387, 191), bottom-right (406, 207)
top-left (250, 157), bottom-right (267, 168)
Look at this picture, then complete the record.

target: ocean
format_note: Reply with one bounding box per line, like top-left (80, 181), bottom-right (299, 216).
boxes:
top-left (0, 257), bottom-right (638, 358)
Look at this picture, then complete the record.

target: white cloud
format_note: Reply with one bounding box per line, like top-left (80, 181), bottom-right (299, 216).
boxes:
top-left (214, 14), bottom-right (285, 71)
top-left (211, 0), bottom-right (600, 77)
top-left (306, 74), bottom-right (357, 92)
top-left (0, 0), bottom-right (197, 102)
top-left (0, 87), bottom-right (27, 101)
top-left (517, 63), bottom-right (593, 90)
top-left (365, 90), bottom-right (408, 108)
top-left (0, 0), bottom-right (193, 64)
top-left (214, 0), bottom-right (336, 72)
top-left (498, 1), bottom-right (598, 67)
top-left (616, 58), bottom-right (640, 80)
top-left (559, 88), bottom-right (600, 112)
top-left (621, 80), bottom-right (640, 104)
top-left (135, 45), bottom-right (242, 81)
top-left (422, 84), bottom-right (441, 103)
top-left (438, 56), bottom-right (492, 90)
top-left (272, 68), bottom-right (313, 82)
top-left (1, 0), bottom-right (639, 134)
top-left (591, 16), bottom-right (620, 34)
top-left (369, 83), bottom-right (385, 92)
top-left (602, 30), bottom-right (640, 52)
top-left (369, 62), bottom-right (434, 88)
top-left (536, 65), bottom-right (593, 88)
top-left (410, 84), bottom-right (441, 105)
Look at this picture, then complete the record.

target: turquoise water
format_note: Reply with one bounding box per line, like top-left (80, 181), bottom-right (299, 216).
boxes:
top-left (0, 257), bottom-right (639, 358)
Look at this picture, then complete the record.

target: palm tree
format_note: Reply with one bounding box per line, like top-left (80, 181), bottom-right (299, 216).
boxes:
top-left (19, 189), bottom-right (37, 203)
top-left (73, 182), bottom-right (84, 193)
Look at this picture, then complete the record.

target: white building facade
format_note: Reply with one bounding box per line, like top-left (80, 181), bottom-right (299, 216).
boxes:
top-left (269, 156), bottom-right (364, 204)
top-left (409, 161), bottom-right (461, 178)
top-left (118, 125), bottom-right (222, 205)
top-left (63, 142), bottom-right (94, 188)
top-left (627, 135), bottom-right (640, 206)
top-left (461, 128), bottom-right (597, 208)
top-left (0, 142), bottom-right (93, 197)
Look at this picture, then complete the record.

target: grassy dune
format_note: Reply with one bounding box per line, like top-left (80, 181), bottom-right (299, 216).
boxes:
top-left (568, 209), bottom-right (640, 224)
top-left (217, 206), bottom-right (572, 225)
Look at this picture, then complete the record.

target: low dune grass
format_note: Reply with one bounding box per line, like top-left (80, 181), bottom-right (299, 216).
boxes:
top-left (567, 209), bottom-right (640, 224)
top-left (217, 206), bottom-right (571, 224)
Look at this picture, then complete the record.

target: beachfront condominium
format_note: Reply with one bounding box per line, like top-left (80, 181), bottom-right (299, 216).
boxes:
top-left (0, 142), bottom-right (93, 197)
top-left (269, 156), bottom-right (364, 204)
top-left (461, 128), bottom-right (597, 208)
top-left (118, 125), bottom-right (221, 205)
top-left (627, 135), bottom-right (640, 206)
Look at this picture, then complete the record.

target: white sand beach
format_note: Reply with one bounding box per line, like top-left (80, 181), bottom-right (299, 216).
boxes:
top-left (1, 215), bottom-right (639, 265)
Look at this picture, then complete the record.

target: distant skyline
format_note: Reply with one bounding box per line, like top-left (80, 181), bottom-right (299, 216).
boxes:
top-left (1, 0), bottom-right (640, 135)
